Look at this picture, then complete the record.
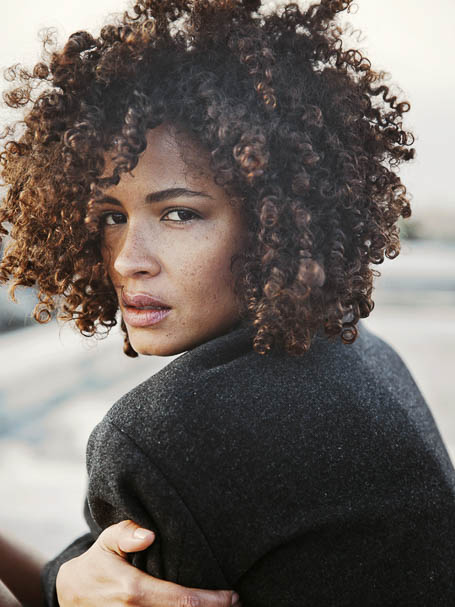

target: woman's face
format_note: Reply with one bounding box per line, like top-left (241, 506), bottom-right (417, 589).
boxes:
top-left (98, 124), bottom-right (248, 356)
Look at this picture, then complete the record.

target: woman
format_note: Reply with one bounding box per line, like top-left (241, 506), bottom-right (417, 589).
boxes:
top-left (1, 0), bottom-right (454, 605)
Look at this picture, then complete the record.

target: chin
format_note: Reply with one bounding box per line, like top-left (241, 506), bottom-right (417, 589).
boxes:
top-left (126, 321), bottom-right (237, 357)
top-left (126, 326), bottom-right (192, 357)
top-left (129, 337), bottom-right (185, 357)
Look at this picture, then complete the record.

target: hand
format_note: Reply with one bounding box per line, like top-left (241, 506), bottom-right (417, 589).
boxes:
top-left (56, 520), bottom-right (241, 607)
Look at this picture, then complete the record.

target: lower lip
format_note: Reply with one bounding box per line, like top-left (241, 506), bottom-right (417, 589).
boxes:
top-left (122, 306), bottom-right (171, 328)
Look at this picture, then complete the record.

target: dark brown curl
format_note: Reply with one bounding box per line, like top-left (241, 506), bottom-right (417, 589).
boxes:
top-left (0, 0), bottom-right (415, 356)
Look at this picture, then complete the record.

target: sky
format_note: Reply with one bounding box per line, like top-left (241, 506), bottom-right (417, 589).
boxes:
top-left (1, 0), bottom-right (454, 213)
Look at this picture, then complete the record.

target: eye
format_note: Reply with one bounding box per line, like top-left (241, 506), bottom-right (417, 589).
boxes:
top-left (101, 212), bottom-right (127, 226)
top-left (161, 209), bottom-right (200, 222)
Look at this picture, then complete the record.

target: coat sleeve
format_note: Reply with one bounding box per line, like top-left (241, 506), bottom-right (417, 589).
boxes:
top-left (84, 414), bottom-right (455, 607)
top-left (41, 416), bottom-right (231, 607)
top-left (84, 419), bottom-right (230, 588)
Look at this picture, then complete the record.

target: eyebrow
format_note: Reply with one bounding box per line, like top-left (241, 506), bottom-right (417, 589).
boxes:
top-left (95, 188), bottom-right (213, 206)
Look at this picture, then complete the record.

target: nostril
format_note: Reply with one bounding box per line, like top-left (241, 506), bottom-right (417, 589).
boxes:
top-left (113, 253), bottom-right (161, 278)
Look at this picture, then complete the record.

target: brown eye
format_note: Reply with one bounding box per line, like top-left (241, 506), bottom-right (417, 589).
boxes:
top-left (102, 212), bottom-right (127, 225)
top-left (162, 209), bottom-right (200, 222)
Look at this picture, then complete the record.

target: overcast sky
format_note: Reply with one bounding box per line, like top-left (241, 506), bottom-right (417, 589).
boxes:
top-left (1, 0), bottom-right (454, 212)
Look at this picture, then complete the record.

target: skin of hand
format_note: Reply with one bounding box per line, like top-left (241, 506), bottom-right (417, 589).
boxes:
top-left (56, 520), bottom-right (241, 607)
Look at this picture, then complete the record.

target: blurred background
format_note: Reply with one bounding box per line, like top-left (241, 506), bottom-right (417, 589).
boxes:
top-left (0, 0), bottom-right (454, 559)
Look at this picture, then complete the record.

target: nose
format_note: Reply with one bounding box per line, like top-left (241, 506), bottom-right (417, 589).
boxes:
top-left (112, 219), bottom-right (161, 278)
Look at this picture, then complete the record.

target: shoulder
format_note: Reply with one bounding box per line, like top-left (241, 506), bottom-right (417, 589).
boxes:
top-left (103, 321), bottom-right (256, 428)
top-left (89, 321), bottom-right (454, 531)
top-left (101, 320), bottom-right (435, 452)
top-left (103, 320), bottom-right (425, 426)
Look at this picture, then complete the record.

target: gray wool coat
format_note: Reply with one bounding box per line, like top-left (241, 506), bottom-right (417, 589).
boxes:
top-left (42, 321), bottom-right (455, 606)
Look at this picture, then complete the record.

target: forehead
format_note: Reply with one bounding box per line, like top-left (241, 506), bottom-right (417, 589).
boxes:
top-left (103, 123), bottom-right (211, 191)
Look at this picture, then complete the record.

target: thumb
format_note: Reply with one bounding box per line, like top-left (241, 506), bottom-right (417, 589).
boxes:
top-left (96, 520), bottom-right (156, 558)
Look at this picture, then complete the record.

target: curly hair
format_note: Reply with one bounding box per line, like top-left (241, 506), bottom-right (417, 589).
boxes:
top-left (0, 0), bottom-right (414, 356)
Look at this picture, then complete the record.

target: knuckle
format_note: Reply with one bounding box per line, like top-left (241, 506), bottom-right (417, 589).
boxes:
top-left (114, 520), bottom-right (139, 548)
top-left (101, 519), bottom-right (132, 540)
top-left (56, 562), bottom-right (75, 603)
top-left (217, 590), bottom-right (235, 606)
top-left (119, 573), bottom-right (144, 604)
top-left (58, 560), bottom-right (68, 575)
top-left (56, 560), bottom-right (72, 584)
top-left (117, 519), bottom-right (135, 531)
top-left (176, 592), bottom-right (201, 607)
top-left (97, 521), bottom-right (134, 554)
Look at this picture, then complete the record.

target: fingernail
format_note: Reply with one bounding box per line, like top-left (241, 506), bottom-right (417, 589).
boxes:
top-left (133, 527), bottom-right (154, 540)
top-left (231, 592), bottom-right (240, 605)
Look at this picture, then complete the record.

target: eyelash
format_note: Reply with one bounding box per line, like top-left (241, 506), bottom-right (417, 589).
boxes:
top-left (99, 208), bottom-right (201, 226)
top-left (101, 212), bottom-right (126, 226)
top-left (161, 208), bottom-right (201, 222)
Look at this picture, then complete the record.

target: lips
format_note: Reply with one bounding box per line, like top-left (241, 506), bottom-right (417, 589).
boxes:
top-left (121, 290), bottom-right (172, 328)
top-left (121, 290), bottom-right (171, 310)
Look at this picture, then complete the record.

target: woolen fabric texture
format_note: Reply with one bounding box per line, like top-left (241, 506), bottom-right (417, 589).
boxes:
top-left (42, 321), bottom-right (455, 606)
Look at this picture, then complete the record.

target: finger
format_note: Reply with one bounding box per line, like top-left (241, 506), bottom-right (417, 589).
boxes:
top-left (231, 592), bottom-right (242, 607)
top-left (141, 575), bottom-right (239, 607)
top-left (97, 520), bottom-right (155, 557)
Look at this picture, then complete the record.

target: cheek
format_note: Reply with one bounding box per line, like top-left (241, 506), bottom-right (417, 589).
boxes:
top-left (181, 239), bottom-right (239, 304)
top-left (101, 238), bottom-right (118, 274)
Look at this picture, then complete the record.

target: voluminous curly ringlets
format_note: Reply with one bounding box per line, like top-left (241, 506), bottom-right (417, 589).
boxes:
top-left (0, 0), bottom-right (415, 356)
